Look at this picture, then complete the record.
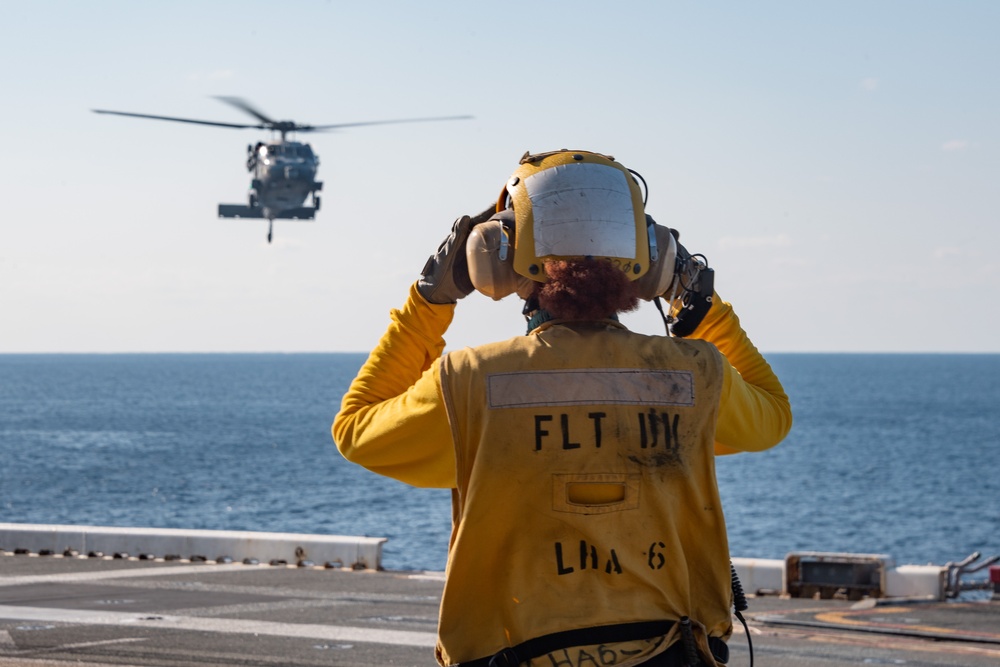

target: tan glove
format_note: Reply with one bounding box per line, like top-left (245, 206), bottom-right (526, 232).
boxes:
top-left (416, 205), bottom-right (496, 304)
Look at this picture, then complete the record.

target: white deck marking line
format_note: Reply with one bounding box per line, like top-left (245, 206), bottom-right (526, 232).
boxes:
top-left (0, 606), bottom-right (437, 648)
top-left (0, 658), bottom-right (129, 667)
top-left (0, 661), bottom-right (124, 667)
top-left (0, 563), bottom-right (253, 587)
top-left (17, 637), bottom-right (147, 654)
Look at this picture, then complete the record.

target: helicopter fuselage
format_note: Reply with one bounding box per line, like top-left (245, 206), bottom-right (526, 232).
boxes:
top-left (246, 140), bottom-right (322, 218)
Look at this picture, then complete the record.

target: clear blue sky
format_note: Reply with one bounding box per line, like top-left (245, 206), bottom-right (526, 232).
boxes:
top-left (2, 1), bottom-right (997, 353)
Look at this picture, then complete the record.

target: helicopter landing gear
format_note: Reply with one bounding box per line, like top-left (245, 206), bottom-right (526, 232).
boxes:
top-left (313, 194), bottom-right (321, 211)
top-left (267, 219), bottom-right (274, 244)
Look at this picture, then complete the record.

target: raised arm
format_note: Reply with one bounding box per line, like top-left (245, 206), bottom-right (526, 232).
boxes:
top-left (688, 293), bottom-right (793, 454)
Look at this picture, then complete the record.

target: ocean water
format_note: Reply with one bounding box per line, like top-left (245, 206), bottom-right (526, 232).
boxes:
top-left (0, 353), bottom-right (997, 572)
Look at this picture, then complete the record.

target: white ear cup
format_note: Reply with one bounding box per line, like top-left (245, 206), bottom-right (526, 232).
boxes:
top-left (635, 224), bottom-right (678, 301)
top-left (467, 219), bottom-right (525, 300)
top-left (468, 209), bottom-right (666, 302)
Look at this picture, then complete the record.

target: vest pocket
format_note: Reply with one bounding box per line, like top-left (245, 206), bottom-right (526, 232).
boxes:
top-left (552, 473), bottom-right (641, 514)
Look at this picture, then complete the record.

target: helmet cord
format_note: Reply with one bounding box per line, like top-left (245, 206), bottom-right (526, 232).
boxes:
top-left (628, 169), bottom-right (649, 207)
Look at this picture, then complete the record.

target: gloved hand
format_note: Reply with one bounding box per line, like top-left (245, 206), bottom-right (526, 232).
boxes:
top-left (670, 233), bottom-right (707, 299)
top-left (417, 204), bottom-right (497, 304)
top-left (667, 229), bottom-right (715, 337)
top-left (468, 203), bottom-right (497, 226)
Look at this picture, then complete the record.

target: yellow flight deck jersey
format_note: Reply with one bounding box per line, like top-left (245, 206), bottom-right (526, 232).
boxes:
top-left (334, 284), bottom-right (791, 667)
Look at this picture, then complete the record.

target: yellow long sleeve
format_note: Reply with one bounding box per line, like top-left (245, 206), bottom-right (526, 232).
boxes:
top-left (688, 293), bottom-right (793, 454)
top-left (332, 283), bottom-right (458, 487)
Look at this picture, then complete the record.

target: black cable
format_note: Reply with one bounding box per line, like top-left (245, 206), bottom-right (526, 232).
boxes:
top-left (731, 563), bottom-right (748, 612)
top-left (628, 169), bottom-right (649, 207)
top-left (651, 296), bottom-right (671, 334)
top-left (731, 563), bottom-right (753, 667)
top-left (678, 254), bottom-right (710, 293)
top-left (735, 610), bottom-right (753, 667)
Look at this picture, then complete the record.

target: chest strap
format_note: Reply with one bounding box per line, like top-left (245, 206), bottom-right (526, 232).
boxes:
top-left (455, 620), bottom-right (674, 667)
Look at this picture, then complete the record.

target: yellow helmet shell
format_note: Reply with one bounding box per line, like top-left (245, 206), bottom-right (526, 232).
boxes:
top-left (498, 150), bottom-right (649, 282)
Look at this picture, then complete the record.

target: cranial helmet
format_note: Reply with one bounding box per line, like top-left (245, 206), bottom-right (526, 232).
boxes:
top-left (467, 150), bottom-right (677, 301)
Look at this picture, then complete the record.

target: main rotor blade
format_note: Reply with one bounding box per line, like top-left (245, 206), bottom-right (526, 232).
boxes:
top-left (214, 96), bottom-right (277, 125)
top-left (306, 115), bottom-right (474, 132)
top-left (92, 109), bottom-right (261, 130)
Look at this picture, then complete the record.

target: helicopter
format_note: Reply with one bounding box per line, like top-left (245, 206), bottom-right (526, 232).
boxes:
top-left (93, 97), bottom-right (472, 242)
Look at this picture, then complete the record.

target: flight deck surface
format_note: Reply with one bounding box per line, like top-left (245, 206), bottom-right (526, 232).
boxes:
top-left (1, 554), bottom-right (998, 667)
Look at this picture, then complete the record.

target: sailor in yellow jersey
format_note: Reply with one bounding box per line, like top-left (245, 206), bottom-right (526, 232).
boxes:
top-left (334, 150), bottom-right (792, 666)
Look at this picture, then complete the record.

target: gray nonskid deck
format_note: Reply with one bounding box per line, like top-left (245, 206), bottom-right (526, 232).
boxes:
top-left (1, 554), bottom-right (998, 667)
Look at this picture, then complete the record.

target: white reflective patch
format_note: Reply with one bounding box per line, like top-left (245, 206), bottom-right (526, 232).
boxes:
top-left (524, 163), bottom-right (636, 258)
top-left (487, 369), bottom-right (694, 408)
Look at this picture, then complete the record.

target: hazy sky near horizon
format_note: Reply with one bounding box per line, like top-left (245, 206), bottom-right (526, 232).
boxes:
top-left (2, 1), bottom-right (997, 353)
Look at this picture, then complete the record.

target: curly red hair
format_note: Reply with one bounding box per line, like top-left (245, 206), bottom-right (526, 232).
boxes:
top-left (537, 258), bottom-right (639, 321)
